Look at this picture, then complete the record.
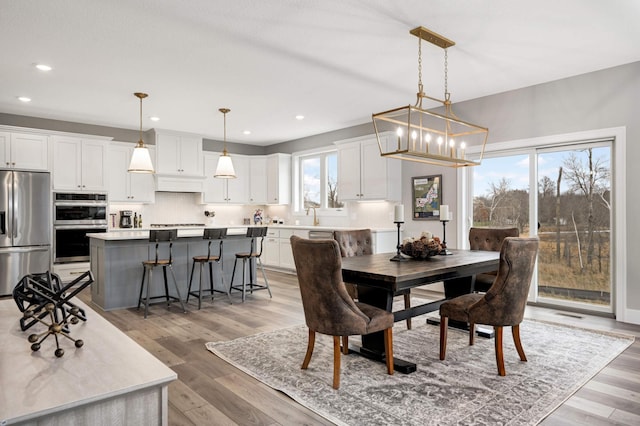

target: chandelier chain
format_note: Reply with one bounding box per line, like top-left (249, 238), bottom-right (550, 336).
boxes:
top-left (417, 37), bottom-right (423, 92)
top-left (444, 48), bottom-right (449, 97)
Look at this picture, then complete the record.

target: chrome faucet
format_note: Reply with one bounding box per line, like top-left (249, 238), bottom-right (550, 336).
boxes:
top-left (305, 206), bottom-right (320, 226)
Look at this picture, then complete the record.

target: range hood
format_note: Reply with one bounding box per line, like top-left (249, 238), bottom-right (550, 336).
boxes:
top-left (155, 175), bottom-right (204, 193)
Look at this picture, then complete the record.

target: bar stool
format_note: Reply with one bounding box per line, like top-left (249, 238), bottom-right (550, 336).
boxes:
top-left (230, 226), bottom-right (271, 302)
top-left (137, 229), bottom-right (186, 319)
top-left (186, 228), bottom-right (232, 309)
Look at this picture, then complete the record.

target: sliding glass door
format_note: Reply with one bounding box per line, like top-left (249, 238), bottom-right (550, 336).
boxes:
top-left (469, 142), bottom-right (612, 312)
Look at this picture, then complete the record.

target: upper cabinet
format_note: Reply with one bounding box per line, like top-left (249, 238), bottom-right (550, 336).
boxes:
top-left (107, 142), bottom-right (155, 203)
top-left (155, 131), bottom-right (203, 177)
top-left (0, 131), bottom-right (49, 171)
top-left (266, 153), bottom-right (291, 205)
top-left (52, 136), bottom-right (108, 191)
top-left (201, 152), bottom-right (249, 204)
top-left (336, 135), bottom-right (401, 201)
top-left (249, 156), bottom-right (268, 204)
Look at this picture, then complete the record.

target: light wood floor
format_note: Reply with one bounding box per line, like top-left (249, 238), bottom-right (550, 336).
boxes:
top-left (76, 270), bottom-right (640, 426)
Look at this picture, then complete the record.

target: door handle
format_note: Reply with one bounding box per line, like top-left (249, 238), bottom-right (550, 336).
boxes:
top-left (0, 211), bottom-right (5, 235)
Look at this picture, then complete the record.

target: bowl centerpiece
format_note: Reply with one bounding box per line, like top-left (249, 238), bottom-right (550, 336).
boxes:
top-left (401, 232), bottom-right (442, 259)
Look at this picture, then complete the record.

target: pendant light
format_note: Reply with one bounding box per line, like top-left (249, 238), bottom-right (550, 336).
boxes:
top-left (128, 92), bottom-right (155, 173)
top-left (372, 26), bottom-right (489, 168)
top-left (214, 107), bottom-right (236, 179)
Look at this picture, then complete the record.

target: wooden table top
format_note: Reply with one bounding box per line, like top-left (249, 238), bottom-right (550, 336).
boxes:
top-left (341, 250), bottom-right (500, 292)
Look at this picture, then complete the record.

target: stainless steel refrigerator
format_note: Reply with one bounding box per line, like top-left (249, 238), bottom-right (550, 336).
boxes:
top-left (0, 170), bottom-right (51, 296)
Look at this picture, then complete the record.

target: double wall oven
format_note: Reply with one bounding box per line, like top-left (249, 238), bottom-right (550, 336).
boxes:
top-left (53, 192), bottom-right (107, 263)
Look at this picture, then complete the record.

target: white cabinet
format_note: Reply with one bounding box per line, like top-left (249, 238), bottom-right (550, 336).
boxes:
top-left (261, 228), bottom-right (308, 270)
top-left (336, 136), bottom-right (401, 201)
top-left (266, 153), bottom-right (291, 205)
top-left (249, 157), bottom-right (267, 204)
top-left (52, 136), bottom-right (108, 191)
top-left (107, 142), bottom-right (155, 203)
top-left (201, 152), bottom-right (249, 204)
top-left (155, 131), bottom-right (203, 177)
top-left (0, 131), bottom-right (49, 170)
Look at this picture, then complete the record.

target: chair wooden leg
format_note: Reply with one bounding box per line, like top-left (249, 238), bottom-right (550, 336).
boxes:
top-left (383, 328), bottom-right (394, 375)
top-left (495, 326), bottom-right (506, 376)
top-left (341, 336), bottom-right (349, 355)
top-left (439, 316), bottom-right (448, 360)
top-left (469, 322), bottom-right (476, 346)
top-left (403, 292), bottom-right (412, 330)
top-left (333, 335), bottom-right (341, 389)
top-left (301, 329), bottom-right (315, 369)
top-left (512, 324), bottom-right (527, 362)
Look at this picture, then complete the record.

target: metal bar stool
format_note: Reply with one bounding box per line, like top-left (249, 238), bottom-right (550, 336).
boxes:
top-left (186, 228), bottom-right (232, 309)
top-left (137, 229), bottom-right (186, 318)
top-left (230, 226), bottom-right (271, 302)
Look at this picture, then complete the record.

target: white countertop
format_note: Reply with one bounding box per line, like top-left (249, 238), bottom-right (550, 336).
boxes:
top-left (0, 298), bottom-right (176, 424)
top-left (90, 225), bottom-right (396, 241)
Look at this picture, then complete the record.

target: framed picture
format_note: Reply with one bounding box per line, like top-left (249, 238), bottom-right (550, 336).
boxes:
top-left (412, 175), bottom-right (442, 220)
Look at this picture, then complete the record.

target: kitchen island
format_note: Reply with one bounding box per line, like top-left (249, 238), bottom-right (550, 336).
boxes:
top-left (88, 225), bottom-right (396, 311)
top-left (0, 298), bottom-right (176, 425)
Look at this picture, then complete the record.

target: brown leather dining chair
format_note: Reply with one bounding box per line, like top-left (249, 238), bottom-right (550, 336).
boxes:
top-left (333, 229), bottom-right (413, 329)
top-left (439, 237), bottom-right (539, 376)
top-left (290, 235), bottom-right (394, 389)
top-left (468, 227), bottom-right (519, 293)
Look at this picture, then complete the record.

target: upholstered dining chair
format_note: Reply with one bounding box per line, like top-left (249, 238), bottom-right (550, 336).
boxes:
top-left (468, 227), bottom-right (519, 293)
top-left (439, 237), bottom-right (539, 376)
top-left (290, 235), bottom-right (394, 389)
top-left (333, 229), bottom-right (413, 329)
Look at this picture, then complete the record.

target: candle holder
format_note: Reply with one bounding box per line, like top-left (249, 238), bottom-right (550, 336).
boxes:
top-left (439, 219), bottom-right (452, 255)
top-left (390, 221), bottom-right (408, 262)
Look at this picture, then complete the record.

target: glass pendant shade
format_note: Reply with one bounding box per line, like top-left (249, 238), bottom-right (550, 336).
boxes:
top-left (214, 152), bottom-right (236, 178)
top-left (128, 141), bottom-right (155, 173)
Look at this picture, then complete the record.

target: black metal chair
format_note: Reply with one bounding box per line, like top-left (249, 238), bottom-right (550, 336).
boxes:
top-left (138, 229), bottom-right (186, 318)
top-left (187, 228), bottom-right (232, 309)
top-left (230, 226), bottom-right (271, 302)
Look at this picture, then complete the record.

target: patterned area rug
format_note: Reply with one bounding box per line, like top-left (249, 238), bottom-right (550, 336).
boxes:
top-left (206, 320), bottom-right (633, 425)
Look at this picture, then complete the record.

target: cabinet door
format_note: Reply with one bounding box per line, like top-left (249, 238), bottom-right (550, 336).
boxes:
top-left (52, 136), bottom-right (82, 190)
top-left (155, 133), bottom-right (180, 174)
top-left (263, 237), bottom-right (280, 266)
top-left (178, 136), bottom-right (203, 176)
top-left (128, 150), bottom-right (156, 203)
top-left (249, 157), bottom-right (268, 204)
top-left (360, 139), bottom-right (389, 200)
top-left (279, 239), bottom-right (295, 270)
top-left (225, 155), bottom-right (249, 203)
top-left (202, 153), bottom-right (227, 203)
top-left (107, 145), bottom-right (130, 201)
top-left (10, 133), bottom-right (49, 170)
top-left (337, 143), bottom-right (362, 201)
top-left (80, 139), bottom-right (107, 191)
top-left (266, 154), bottom-right (291, 205)
top-left (0, 132), bottom-right (9, 168)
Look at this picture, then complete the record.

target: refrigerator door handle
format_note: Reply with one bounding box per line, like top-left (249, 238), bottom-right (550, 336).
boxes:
top-left (0, 211), bottom-right (5, 235)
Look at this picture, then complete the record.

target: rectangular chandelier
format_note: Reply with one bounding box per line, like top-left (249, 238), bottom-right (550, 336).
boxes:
top-left (372, 26), bottom-right (488, 168)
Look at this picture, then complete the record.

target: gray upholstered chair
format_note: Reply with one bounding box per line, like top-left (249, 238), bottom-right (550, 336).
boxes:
top-left (439, 237), bottom-right (539, 376)
top-left (468, 227), bottom-right (519, 293)
top-left (290, 235), bottom-right (394, 389)
top-left (333, 229), bottom-right (412, 329)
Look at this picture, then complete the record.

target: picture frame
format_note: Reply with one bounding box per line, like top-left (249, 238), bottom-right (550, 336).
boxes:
top-left (412, 175), bottom-right (443, 220)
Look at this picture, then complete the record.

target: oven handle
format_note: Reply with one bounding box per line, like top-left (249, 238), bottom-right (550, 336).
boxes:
top-left (54, 224), bottom-right (108, 230)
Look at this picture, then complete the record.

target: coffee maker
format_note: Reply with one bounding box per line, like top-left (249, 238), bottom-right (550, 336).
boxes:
top-left (119, 210), bottom-right (133, 228)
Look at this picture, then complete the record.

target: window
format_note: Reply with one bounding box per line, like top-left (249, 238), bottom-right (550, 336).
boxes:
top-left (297, 150), bottom-right (344, 211)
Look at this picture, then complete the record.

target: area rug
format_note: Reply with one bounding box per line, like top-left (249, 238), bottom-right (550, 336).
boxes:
top-left (206, 320), bottom-right (634, 426)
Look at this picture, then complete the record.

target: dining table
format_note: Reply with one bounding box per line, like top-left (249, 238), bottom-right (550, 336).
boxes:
top-left (341, 249), bottom-right (500, 373)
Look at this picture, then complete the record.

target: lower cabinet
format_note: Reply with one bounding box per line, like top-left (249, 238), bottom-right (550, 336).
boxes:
top-left (262, 228), bottom-right (308, 270)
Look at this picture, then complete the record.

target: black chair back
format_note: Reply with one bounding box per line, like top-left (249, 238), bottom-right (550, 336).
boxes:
top-left (246, 226), bottom-right (267, 256)
top-left (203, 228), bottom-right (227, 260)
top-left (149, 229), bottom-right (177, 264)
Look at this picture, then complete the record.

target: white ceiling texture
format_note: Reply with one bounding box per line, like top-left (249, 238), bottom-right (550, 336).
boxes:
top-left (2, 0), bottom-right (640, 146)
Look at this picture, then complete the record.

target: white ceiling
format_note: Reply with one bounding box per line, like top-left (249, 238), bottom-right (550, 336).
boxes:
top-left (2, 0), bottom-right (640, 146)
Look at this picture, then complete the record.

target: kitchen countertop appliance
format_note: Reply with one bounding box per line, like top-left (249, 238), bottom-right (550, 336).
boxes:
top-left (119, 210), bottom-right (133, 228)
top-left (0, 171), bottom-right (51, 296)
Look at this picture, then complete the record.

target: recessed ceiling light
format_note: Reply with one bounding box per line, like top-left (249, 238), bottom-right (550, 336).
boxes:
top-left (35, 64), bottom-right (52, 71)
top-left (149, 116), bottom-right (160, 122)
top-left (295, 115), bottom-right (305, 120)
top-left (18, 96), bottom-right (32, 102)
top-left (243, 130), bottom-right (251, 135)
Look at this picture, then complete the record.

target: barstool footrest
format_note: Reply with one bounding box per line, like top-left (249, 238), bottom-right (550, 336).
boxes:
top-left (139, 294), bottom-right (182, 307)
